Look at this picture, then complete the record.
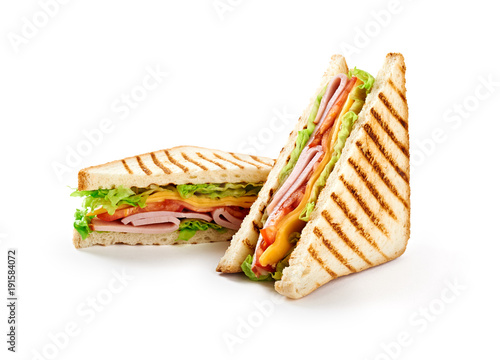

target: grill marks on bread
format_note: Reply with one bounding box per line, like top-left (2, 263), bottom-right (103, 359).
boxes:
top-left (196, 152), bottom-right (227, 170)
top-left (150, 152), bottom-right (172, 174)
top-left (324, 193), bottom-right (388, 261)
top-left (230, 153), bottom-right (263, 169)
top-left (378, 92), bottom-right (408, 130)
top-left (388, 78), bottom-right (406, 103)
top-left (136, 156), bottom-right (152, 175)
top-left (181, 152), bottom-right (208, 171)
top-left (308, 244), bottom-right (337, 278)
top-left (164, 150), bottom-right (189, 173)
top-left (250, 155), bottom-right (274, 167)
top-left (355, 141), bottom-right (409, 209)
top-left (339, 175), bottom-right (388, 237)
top-left (370, 108), bottom-right (409, 158)
top-left (347, 158), bottom-right (397, 220)
top-left (113, 149), bottom-right (272, 177)
top-left (213, 153), bottom-right (245, 169)
top-left (362, 123), bottom-right (409, 183)
top-left (315, 224), bottom-right (373, 268)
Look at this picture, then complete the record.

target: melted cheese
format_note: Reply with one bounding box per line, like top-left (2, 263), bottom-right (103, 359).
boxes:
top-left (259, 79), bottom-right (361, 267)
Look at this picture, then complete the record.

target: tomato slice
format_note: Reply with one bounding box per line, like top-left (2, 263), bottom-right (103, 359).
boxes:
top-left (96, 200), bottom-right (185, 221)
top-left (225, 207), bottom-right (250, 220)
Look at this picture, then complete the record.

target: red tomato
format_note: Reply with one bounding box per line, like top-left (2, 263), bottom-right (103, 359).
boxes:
top-left (97, 200), bottom-right (185, 221)
top-left (225, 207), bottom-right (250, 220)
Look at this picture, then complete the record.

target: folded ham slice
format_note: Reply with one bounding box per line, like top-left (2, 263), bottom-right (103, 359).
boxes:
top-left (121, 211), bottom-right (212, 226)
top-left (211, 208), bottom-right (244, 230)
top-left (91, 218), bottom-right (180, 234)
top-left (313, 74), bottom-right (348, 129)
top-left (266, 145), bottom-right (322, 214)
top-left (313, 74), bottom-right (347, 125)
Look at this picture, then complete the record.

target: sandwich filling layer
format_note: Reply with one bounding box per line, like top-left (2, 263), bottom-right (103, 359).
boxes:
top-left (242, 68), bottom-right (374, 280)
top-left (72, 182), bottom-right (263, 241)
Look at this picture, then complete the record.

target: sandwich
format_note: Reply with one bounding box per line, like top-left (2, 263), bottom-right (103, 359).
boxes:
top-left (71, 146), bottom-right (274, 248)
top-left (217, 53), bottom-right (410, 299)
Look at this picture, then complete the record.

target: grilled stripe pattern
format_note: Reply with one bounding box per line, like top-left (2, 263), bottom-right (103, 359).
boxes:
top-left (363, 123), bottom-right (409, 183)
top-left (307, 245), bottom-right (337, 278)
top-left (356, 141), bottom-right (409, 209)
top-left (378, 92), bottom-right (408, 130)
top-left (313, 227), bottom-right (358, 272)
top-left (250, 155), bottom-right (273, 167)
top-left (370, 108), bottom-right (409, 158)
top-left (347, 158), bottom-right (397, 220)
top-left (121, 160), bottom-right (133, 174)
top-left (196, 152), bottom-right (227, 170)
top-left (213, 153), bottom-right (244, 169)
top-left (164, 150), bottom-right (189, 172)
top-left (181, 152), bottom-right (208, 170)
top-left (329, 194), bottom-right (389, 260)
top-left (339, 175), bottom-right (388, 237)
top-left (230, 153), bottom-right (262, 169)
top-left (136, 156), bottom-right (152, 175)
top-left (150, 152), bottom-right (172, 174)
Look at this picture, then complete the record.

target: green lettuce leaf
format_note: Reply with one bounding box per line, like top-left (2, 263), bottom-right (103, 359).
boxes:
top-left (241, 255), bottom-right (273, 281)
top-left (349, 67), bottom-right (375, 93)
top-left (299, 201), bottom-right (316, 222)
top-left (71, 186), bottom-right (152, 239)
top-left (241, 241), bottom-right (298, 281)
top-left (177, 219), bottom-right (227, 241)
top-left (73, 209), bottom-right (94, 240)
top-left (71, 186), bottom-right (150, 216)
top-left (176, 182), bottom-right (263, 199)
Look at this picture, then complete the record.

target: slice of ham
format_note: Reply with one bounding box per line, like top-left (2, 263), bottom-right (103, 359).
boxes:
top-left (211, 208), bottom-right (244, 230)
top-left (91, 218), bottom-right (180, 234)
top-left (313, 74), bottom-right (348, 128)
top-left (267, 145), bottom-right (322, 214)
top-left (266, 147), bottom-right (323, 217)
top-left (121, 211), bottom-right (212, 226)
top-left (313, 74), bottom-right (348, 125)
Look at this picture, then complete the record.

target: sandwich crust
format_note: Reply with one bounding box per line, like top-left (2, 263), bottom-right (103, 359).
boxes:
top-left (73, 228), bottom-right (236, 248)
top-left (78, 145), bottom-right (274, 191)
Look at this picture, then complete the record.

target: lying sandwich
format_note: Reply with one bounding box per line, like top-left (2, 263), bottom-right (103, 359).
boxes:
top-left (71, 146), bottom-right (274, 248)
top-left (217, 53), bottom-right (410, 299)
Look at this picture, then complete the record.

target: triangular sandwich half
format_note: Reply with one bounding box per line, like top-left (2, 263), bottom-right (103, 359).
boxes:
top-left (72, 146), bottom-right (274, 249)
top-left (217, 53), bottom-right (410, 299)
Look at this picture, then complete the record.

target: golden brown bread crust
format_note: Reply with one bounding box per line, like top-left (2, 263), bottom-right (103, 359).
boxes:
top-left (72, 228), bottom-right (236, 249)
top-left (78, 145), bottom-right (275, 191)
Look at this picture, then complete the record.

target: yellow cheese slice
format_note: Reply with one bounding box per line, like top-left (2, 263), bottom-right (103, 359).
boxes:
top-left (87, 191), bottom-right (256, 216)
top-left (259, 79), bottom-right (361, 267)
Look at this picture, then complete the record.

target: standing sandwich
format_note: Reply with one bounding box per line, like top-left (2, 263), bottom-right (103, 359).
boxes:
top-left (72, 146), bottom-right (274, 248)
top-left (217, 53), bottom-right (410, 299)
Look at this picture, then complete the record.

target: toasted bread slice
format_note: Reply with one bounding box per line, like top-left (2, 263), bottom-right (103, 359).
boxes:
top-left (72, 228), bottom-right (236, 249)
top-left (216, 55), bottom-right (349, 273)
top-left (275, 53), bottom-right (409, 298)
top-left (78, 145), bottom-right (274, 191)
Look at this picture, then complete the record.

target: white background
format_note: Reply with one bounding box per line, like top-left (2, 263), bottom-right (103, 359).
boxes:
top-left (1, 0), bottom-right (499, 359)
